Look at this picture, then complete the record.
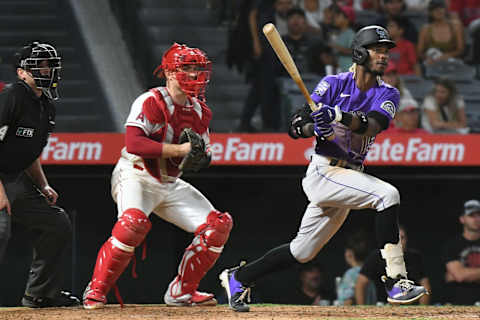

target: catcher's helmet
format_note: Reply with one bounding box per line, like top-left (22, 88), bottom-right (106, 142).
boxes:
top-left (153, 43), bottom-right (211, 98)
top-left (351, 26), bottom-right (396, 65)
top-left (14, 41), bottom-right (62, 100)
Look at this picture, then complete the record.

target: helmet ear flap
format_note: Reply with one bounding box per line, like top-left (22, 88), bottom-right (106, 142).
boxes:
top-left (352, 47), bottom-right (369, 65)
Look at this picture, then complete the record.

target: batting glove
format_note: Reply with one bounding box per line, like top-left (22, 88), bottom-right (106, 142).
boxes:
top-left (313, 122), bottom-right (334, 140)
top-left (311, 104), bottom-right (342, 126)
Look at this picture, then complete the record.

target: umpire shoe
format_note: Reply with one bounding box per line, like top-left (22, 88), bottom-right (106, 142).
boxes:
top-left (22, 291), bottom-right (81, 308)
top-left (382, 275), bottom-right (428, 305)
top-left (219, 265), bottom-right (251, 312)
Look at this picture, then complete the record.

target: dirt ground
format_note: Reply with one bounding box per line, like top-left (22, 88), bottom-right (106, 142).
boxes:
top-left (1, 305), bottom-right (480, 320)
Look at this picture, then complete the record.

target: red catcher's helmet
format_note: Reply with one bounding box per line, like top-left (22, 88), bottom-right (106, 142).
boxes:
top-left (153, 43), bottom-right (211, 98)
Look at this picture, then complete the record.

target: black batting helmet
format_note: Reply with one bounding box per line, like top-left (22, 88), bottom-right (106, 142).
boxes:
top-left (351, 25), bottom-right (396, 65)
top-left (14, 41), bottom-right (62, 100)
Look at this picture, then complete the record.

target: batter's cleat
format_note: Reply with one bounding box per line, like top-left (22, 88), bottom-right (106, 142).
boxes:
top-left (382, 275), bottom-right (428, 305)
top-left (219, 265), bottom-right (251, 312)
top-left (164, 281), bottom-right (217, 306)
top-left (22, 291), bottom-right (81, 308)
top-left (82, 282), bottom-right (107, 310)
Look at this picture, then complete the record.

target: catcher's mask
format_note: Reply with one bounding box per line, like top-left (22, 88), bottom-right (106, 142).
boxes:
top-left (15, 41), bottom-right (62, 100)
top-left (153, 43), bottom-right (211, 98)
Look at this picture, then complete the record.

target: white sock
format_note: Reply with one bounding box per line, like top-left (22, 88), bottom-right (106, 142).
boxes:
top-left (380, 242), bottom-right (407, 279)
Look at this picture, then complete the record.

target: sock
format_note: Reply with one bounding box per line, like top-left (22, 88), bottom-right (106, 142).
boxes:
top-left (235, 243), bottom-right (298, 286)
top-left (375, 204), bottom-right (399, 247)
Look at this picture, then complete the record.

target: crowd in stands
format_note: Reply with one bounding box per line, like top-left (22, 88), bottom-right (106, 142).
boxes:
top-left (227, 0), bottom-right (480, 133)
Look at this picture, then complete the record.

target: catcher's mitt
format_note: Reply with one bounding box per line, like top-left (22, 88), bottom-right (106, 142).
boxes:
top-left (178, 128), bottom-right (211, 172)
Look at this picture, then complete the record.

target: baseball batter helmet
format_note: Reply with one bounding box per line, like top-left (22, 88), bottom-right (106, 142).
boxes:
top-left (351, 25), bottom-right (396, 65)
top-left (14, 41), bottom-right (62, 100)
top-left (153, 43), bottom-right (211, 97)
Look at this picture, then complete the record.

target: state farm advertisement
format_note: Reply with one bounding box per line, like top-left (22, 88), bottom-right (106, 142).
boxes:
top-left (41, 133), bottom-right (480, 166)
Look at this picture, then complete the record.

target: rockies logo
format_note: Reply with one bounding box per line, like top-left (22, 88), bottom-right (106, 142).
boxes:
top-left (376, 28), bottom-right (388, 39)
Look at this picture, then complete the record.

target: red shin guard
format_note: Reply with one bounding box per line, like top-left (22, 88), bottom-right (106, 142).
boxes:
top-left (170, 211), bottom-right (233, 297)
top-left (84, 209), bottom-right (151, 304)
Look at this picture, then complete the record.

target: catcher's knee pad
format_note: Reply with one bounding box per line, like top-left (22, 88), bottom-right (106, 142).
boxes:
top-left (112, 208), bottom-right (152, 249)
top-left (171, 211), bottom-right (232, 296)
top-left (197, 210), bottom-right (233, 247)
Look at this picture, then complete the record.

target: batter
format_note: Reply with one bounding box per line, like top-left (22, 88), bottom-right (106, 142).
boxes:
top-left (220, 25), bottom-right (428, 312)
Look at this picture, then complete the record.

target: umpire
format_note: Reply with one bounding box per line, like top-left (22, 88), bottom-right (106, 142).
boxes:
top-left (0, 42), bottom-right (79, 307)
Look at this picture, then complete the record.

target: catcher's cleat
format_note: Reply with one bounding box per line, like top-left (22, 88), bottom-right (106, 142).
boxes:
top-left (83, 281), bottom-right (107, 310)
top-left (83, 298), bottom-right (106, 310)
top-left (219, 263), bottom-right (250, 312)
top-left (382, 275), bottom-right (428, 305)
top-left (164, 280), bottom-right (217, 307)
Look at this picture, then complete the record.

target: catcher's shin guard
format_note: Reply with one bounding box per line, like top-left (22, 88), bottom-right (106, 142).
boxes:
top-left (167, 211), bottom-right (233, 300)
top-left (83, 208), bottom-right (151, 308)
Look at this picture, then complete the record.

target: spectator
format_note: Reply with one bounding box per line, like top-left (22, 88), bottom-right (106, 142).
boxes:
top-left (319, 4), bottom-right (337, 41)
top-left (281, 8), bottom-right (317, 75)
top-left (374, 0), bottom-right (418, 43)
top-left (336, 231), bottom-right (376, 305)
top-left (328, 4), bottom-right (356, 72)
top-left (417, 0), bottom-right (464, 66)
top-left (354, 0), bottom-right (381, 11)
top-left (381, 61), bottom-right (417, 102)
top-left (421, 77), bottom-right (469, 133)
top-left (355, 225), bottom-right (432, 305)
top-left (296, 0), bottom-right (333, 35)
top-left (237, 0), bottom-right (293, 132)
top-left (448, 0), bottom-right (480, 27)
top-left (387, 16), bottom-right (421, 75)
top-left (310, 42), bottom-right (339, 76)
top-left (441, 199), bottom-right (480, 305)
top-left (404, 0), bottom-right (430, 11)
top-left (385, 99), bottom-right (428, 133)
top-left (291, 262), bottom-right (335, 305)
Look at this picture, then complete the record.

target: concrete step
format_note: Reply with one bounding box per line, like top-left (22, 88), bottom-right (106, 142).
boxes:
top-left (207, 84), bottom-right (249, 101)
top-left (0, 1), bottom-right (52, 14)
top-left (0, 30), bottom-right (70, 46)
top-left (138, 8), bottom-right (214, 26)
top-left (147, 26), bottom-right (227, 47)
top-left (139, 0), bottom-right (208, 9)
top-left (0, 15), bottom-right (61, 28)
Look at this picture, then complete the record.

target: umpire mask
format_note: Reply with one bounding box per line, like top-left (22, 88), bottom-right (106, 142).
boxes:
top-left (17, 42), bottom-right (62, 100)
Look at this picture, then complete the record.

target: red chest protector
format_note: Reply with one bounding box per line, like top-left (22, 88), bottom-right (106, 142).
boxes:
top-left (142, 87), bottom-right (212, 180)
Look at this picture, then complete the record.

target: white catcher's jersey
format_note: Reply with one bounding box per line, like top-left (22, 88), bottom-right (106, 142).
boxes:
top-left (111, 88), bottom-right (215, 232)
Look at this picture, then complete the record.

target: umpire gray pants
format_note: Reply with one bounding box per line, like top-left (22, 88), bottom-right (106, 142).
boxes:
top-left (290, 154), bottom-right (400, 263)
top-left (0, 172), bottom-right (72, 299)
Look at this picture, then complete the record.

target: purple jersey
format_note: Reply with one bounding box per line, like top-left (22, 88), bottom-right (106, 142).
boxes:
top-left (310, 71), bottom-right (400, 165)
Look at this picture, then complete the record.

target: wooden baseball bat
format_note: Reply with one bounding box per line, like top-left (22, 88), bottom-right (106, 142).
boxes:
top-left (262, 23), bottom-right (334, 140)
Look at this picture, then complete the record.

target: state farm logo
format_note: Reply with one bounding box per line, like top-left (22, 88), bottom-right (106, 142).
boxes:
top-left (210, 137), bottom-right (284, 161)
top-left (366, 137), bottom-right (465, 162)
top-left (41, 136), bottom-right (103, 161)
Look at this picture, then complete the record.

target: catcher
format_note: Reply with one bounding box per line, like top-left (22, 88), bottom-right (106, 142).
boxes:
top-left (82, 43), bottom-right (232, 309)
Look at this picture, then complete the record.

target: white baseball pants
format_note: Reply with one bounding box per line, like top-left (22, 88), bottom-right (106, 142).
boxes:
top-left (111, 157), bottom-right (215, 233)
top-left (290, 154), bottom-right (400, 263)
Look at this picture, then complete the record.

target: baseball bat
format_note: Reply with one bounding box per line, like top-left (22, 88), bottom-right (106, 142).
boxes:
top-left (262, 23), bottom-right (334, 140)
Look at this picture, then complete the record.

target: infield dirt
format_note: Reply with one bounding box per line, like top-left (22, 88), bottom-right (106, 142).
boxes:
top-left (1, 305), bottom-right (480, 320)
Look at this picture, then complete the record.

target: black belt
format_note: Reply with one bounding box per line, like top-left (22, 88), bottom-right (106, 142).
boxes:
top-left (328, 158), bottom-right (363, 171)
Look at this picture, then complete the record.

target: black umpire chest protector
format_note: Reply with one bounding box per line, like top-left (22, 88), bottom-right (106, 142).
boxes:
top-left (0, 81), bottom-right (55, 174)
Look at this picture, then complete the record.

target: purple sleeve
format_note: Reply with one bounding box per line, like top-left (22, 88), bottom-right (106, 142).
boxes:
top-left (370, 87), bottom-right (400, 122)
top-left (311, 76), bottom-right (337, 106)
